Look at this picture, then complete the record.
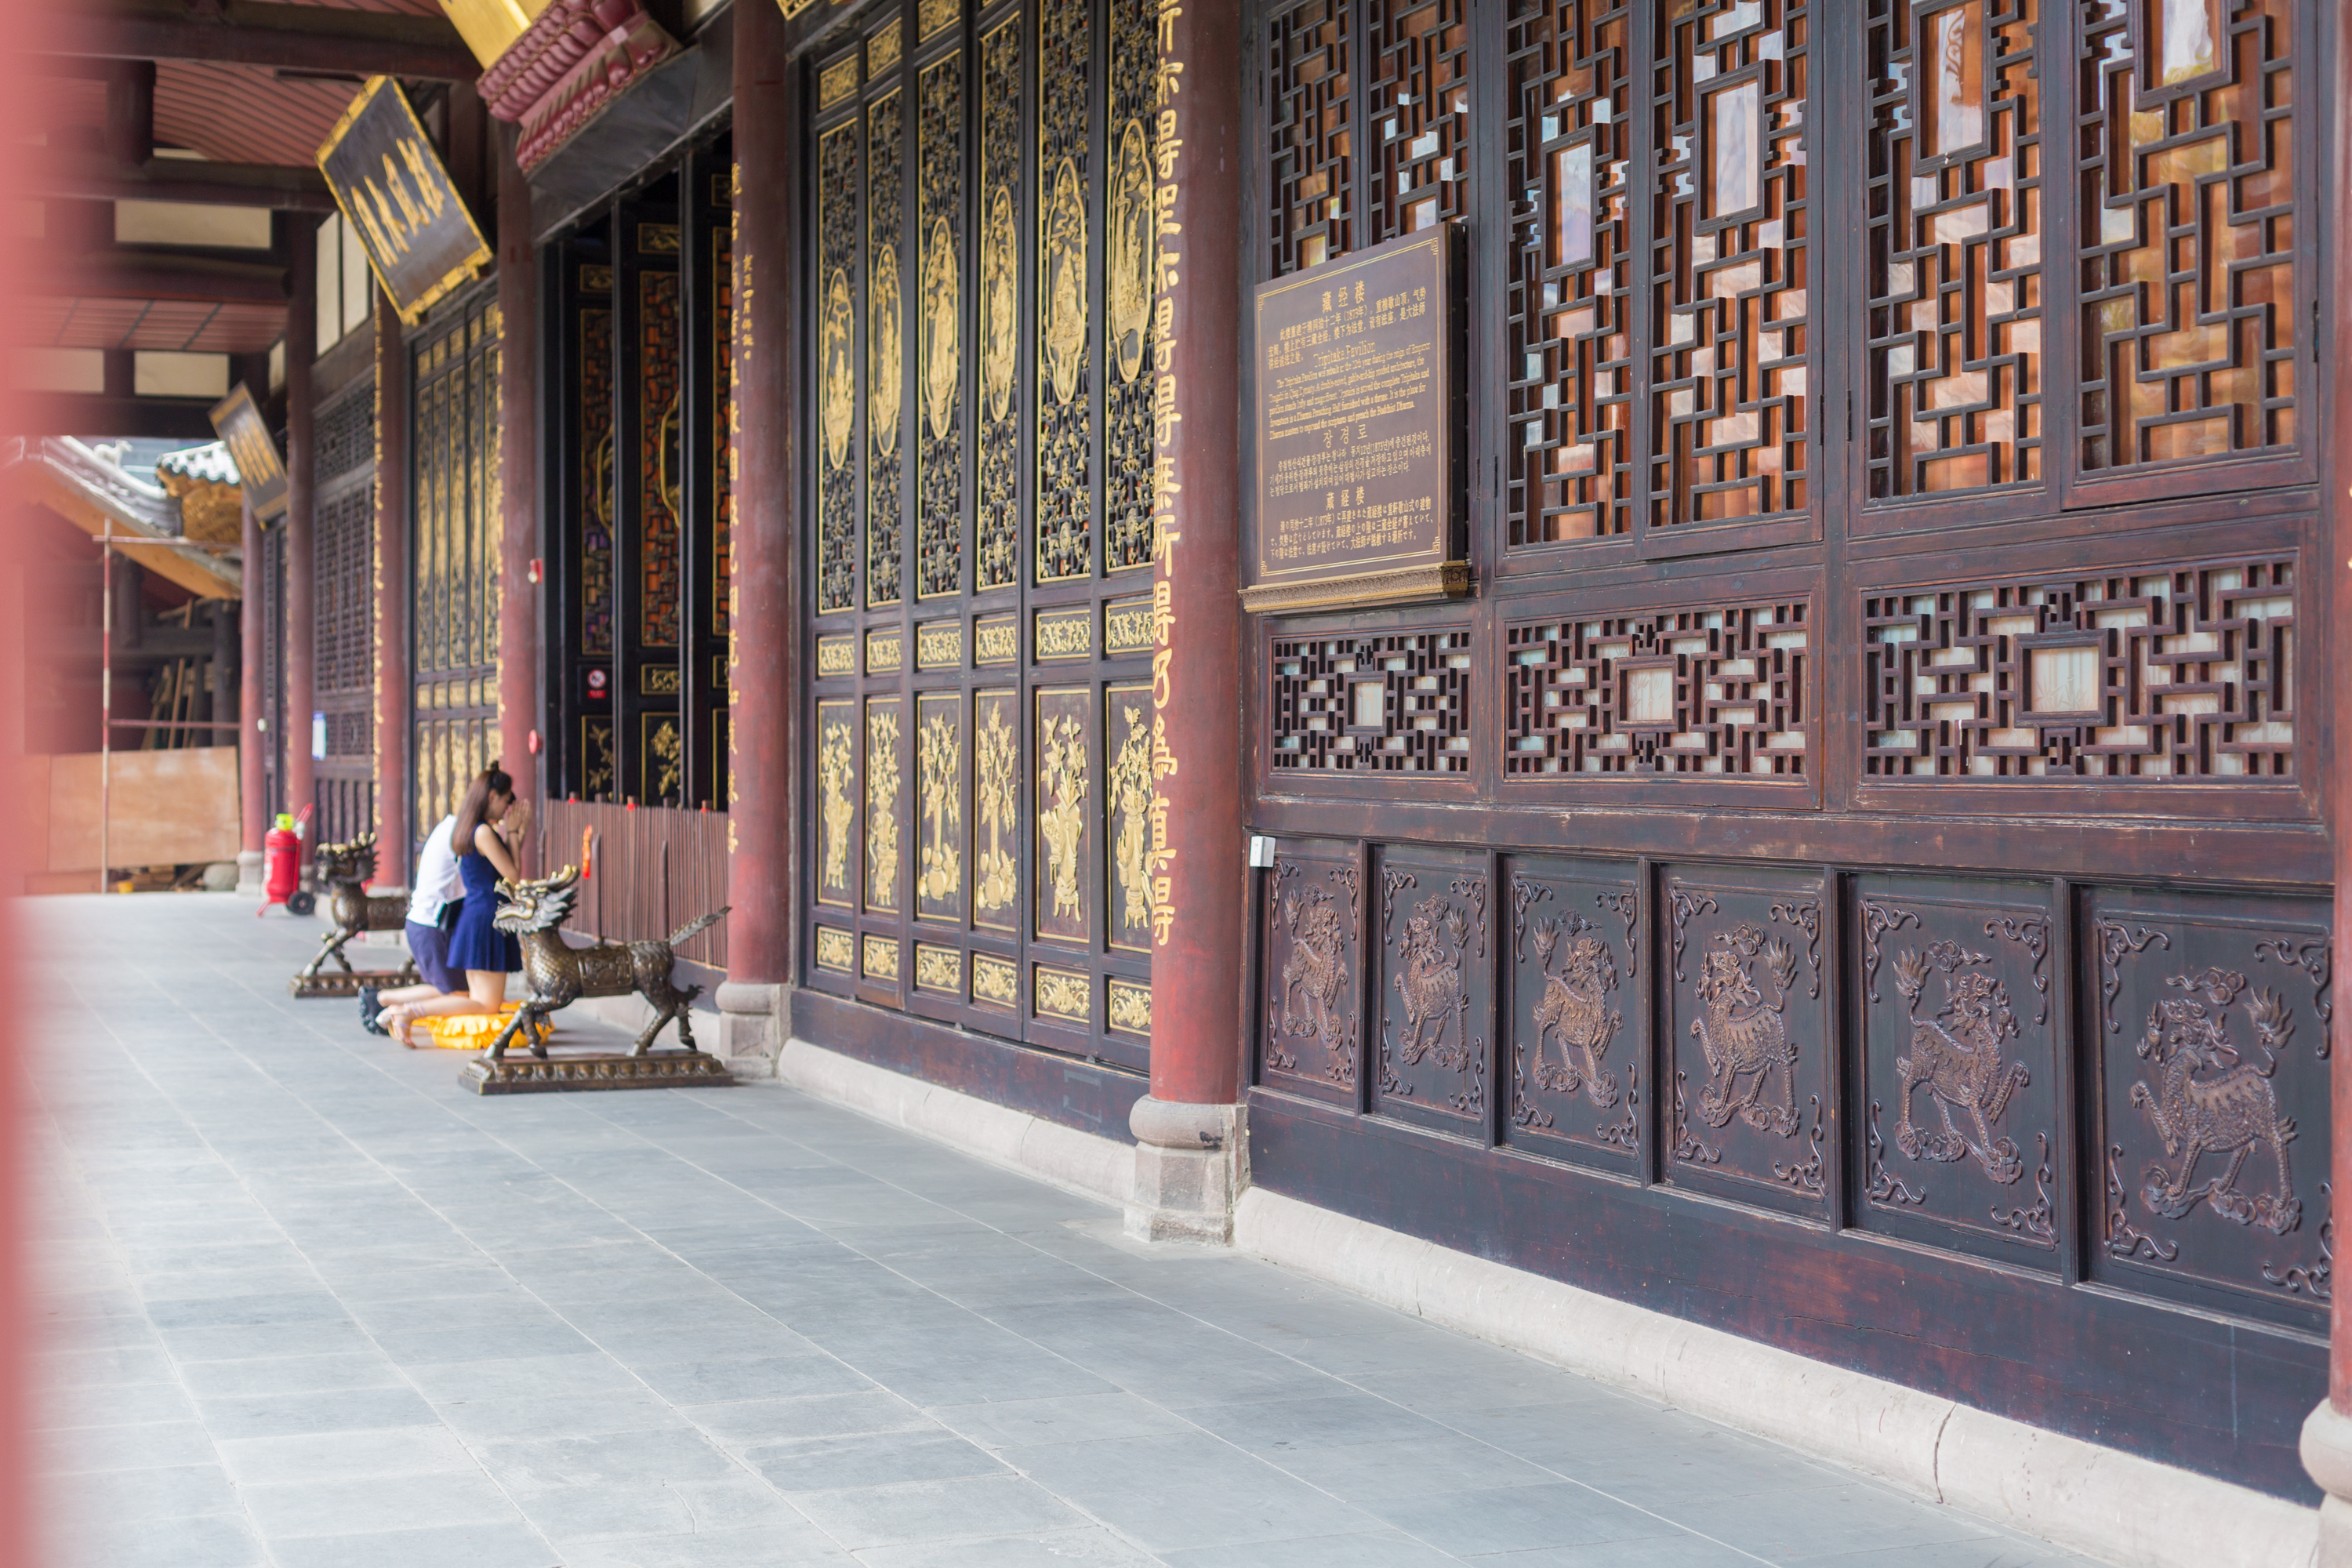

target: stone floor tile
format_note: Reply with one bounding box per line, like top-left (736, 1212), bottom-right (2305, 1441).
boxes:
top-left (1366, 1481), bottom-right (1686, 1558)
top-left (853, 1525), bottom-right (1164, 1566)
top-left (688, 1389), bottom-right (939, 1447)
top-left (633, 1352), bottom-right (872, 1406)
top-left (1652, 1483), bottom-right (2005, 1562)
top-left (1180, 1390), bottom-right (1455, 1454)
top-left (176, 1350), bottom-right (408, 1399)
top-left (41, 1343), bottom-right (176, 1389)
top-left (1000, 1432), bottom-right (1385, 1552)
top-left (36, 1378), bottom-right (196, 1430)
top-left (238, 1468), bottom-right (522, 1539)
top-left (215, 1425), bottom-right (478, 1484)
top-left (1265, 1432), bottom-right (1561, 1504)
top-left (57, 1460), bottom-right (240, 1523)
top-left (195, 1384), bottom-right (441, 1440)
top-left (557, 1523), bottom-right (860, 1567)
top-left (932, 1392), bottom-right (1199, 1450)
top-left (432, 1388), bottom-right (692, 1442)
top-left (1472, 1532), bottom-right (1764, 1566)
top-left (478, 1425), bottom-right (743, 1492)
top-left (1157, 1527), bottom-right (1466, 1566)
top-left (666, 1473), bottom-right (804, 1530)
top-left (786, 1473), bottom-right (1091, 1550)
top-left (746, 1428), bottom-right (1012, 1492)
top-left (39, 1417), bottom-right (219, 1474)
top-left (402, 1349), bottom-right (644, 1402)
top-left (1795, 1535), bottom-right (2105, 1568)
top-left (265, 1520), bottom-right (564, 1568)
top-left (53, 1510), bottom-right (269, 1568)
top-left (509, 1479), bottom-right (700, 1544)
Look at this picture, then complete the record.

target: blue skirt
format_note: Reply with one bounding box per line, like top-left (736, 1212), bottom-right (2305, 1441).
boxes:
top-left (444, 894), bottom-right (521, 975)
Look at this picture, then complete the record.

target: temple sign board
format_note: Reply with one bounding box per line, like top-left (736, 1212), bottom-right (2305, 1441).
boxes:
top-left (1244, 226), bottom-right (1465, 613)
top-left (316, 78), bottom-right (492, 325)
top-left (208, 383), bottom-right (286, 521)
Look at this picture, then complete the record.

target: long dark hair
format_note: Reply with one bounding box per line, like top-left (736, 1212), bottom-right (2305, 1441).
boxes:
top-left (451, 764), bottom-right (514, 857)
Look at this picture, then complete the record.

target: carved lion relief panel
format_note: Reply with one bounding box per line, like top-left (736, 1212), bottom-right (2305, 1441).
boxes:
top-left (1502, 857), bottom-right (1642, 1169)
top-left (1374, 851), bottom-right (1493, 1131)
top-left (1259, 844), bottom-right (1363, 1106)
top-left (2089, 886), bottom-right (2331, 1330)
top-left (1856, 877), bottom-right (2060, 1269)
top-left (1664, 866), bottom-right (1829, 1216)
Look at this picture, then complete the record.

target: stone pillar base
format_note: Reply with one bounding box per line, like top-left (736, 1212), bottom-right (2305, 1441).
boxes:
top-left (235, 849), bottom-right (263, 897)
top-left (1125, 1098), bottom-right (1246, 1245)
top-left (2303, 1402), bottom-right (2352, 1566)
top-left (716, 982), bottom-right (789, 1080)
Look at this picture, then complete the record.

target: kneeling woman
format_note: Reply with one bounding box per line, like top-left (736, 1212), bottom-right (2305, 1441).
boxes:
top-left (382, 765), bottom-right (533, 1046)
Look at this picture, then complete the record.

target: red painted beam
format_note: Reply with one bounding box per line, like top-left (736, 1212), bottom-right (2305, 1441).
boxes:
top-left (50, 0), bottom-right (477, 82)
top-left (60, 252), bottom-right (289, 303)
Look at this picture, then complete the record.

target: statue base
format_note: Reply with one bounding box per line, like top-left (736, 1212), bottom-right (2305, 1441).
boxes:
top-left (289, 964), bottom-right (419, 999)
top-left (459, 1050), bottom-right (733, 1095)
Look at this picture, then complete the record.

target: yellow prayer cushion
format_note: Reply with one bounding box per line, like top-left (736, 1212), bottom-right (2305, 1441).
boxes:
top-left (422, 1007), bottom-right (552, 1051)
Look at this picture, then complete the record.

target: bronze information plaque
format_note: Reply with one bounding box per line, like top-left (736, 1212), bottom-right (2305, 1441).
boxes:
top-left (1246, 226), bottom-right (1465, 613)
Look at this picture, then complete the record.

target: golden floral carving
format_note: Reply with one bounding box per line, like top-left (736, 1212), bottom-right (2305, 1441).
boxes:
top-left (971, 952), bottom-right (1017, 1005)
top-left (648, 717), bottom-right (683, 803)
top-left (914, 943), bottom-right (961, 992)
top-left (818, 712), bottom-right (855, 898)
top-left (1034, 966), bottom-right (1091, 1021)
top-left (816, 636), bottom-right (856, 677)
top-left (1108, 702), bottom-right (1153, 938)
top-left (862, 935), bottom-right (900, 980)
top-left (1109, 978), bottom-right (1152, 1035)
top-left (1034, 611), bottom-right (1091, 659)
top-left (975, 699), bottom-right (1018, 919)
top-left (1038, 712), bottom-right (1087, 924)
top-left (917, 708), bottom-right (963, 906)
top-left (866, 705), bottom-right (901, 907)
top-left (975, 618), bottom-right (1018, 665)
top-left (815, 927), bottom-right (855, 971)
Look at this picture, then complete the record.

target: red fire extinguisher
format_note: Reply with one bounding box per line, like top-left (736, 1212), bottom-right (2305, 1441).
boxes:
top-left (258, 808), bottom-right (316, 917)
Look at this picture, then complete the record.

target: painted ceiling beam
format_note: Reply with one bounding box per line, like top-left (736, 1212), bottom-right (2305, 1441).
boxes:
top-left (49, 1), bottom-right (479, 82)
top-left (46, 251), bottom-right (291, 304)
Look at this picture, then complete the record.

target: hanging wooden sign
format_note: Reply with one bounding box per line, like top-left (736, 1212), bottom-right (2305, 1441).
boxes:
top-left (1244, 225), bottom-right (1468, 614)
top-left (316, 78), bottom-right (491, 325)
top-left (207, 383), bottom-right (287, 521)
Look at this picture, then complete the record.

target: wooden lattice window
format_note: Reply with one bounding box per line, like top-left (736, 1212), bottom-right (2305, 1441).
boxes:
top-left (1268, 0), bottom-right (1353, 275)
top-left (1504, 602), bottom-right (1810, 777)
top-left (868, 87), bottom-right (906, 608)
top-left (1271, 628), bottom-right (1472, 773)
top-left (1368, 0), bottom-right (1470, 241)
top-left (816, 121), bottom-right (859, 615)
top-left (1505, 0), bottom-right (1632, 543)
top-left (916, 50), bottom-right (964, 601)
top-left (637, 270), bottom-right (682, 646)
top-left (2077, 0), bottom-right (2297, 473)
top-left (1863, 557), bottom-right (2295, 779)
top-left (976, 20), bottom-right (1022, 592)
top-left (1648, 0), bottom-right (1809, 529)
top-left (1866, 0), bottom-right (2043, 500)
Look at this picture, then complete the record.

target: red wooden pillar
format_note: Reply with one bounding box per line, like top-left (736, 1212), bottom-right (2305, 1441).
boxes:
top-left (716, 0), bottom-right (796, 1072)
top-left (1127, 0), bottom-right (1247, 1240)
top-left (373, 289), bottom-right (411, 882)
top-left (496, 130), bottom-right (541, 866)
top-left (283, 216), bottom-right (318, 852)
top-left (237, 492), bottom-right (267, 891)
top-left (2303, 9), bottom-right (2352, 1553)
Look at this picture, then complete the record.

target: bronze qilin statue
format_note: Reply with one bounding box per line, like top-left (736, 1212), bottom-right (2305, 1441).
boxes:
top-left (289, 833), bottom-right (418, 998)
top-left (482, 866), bottom-right (728, 1062)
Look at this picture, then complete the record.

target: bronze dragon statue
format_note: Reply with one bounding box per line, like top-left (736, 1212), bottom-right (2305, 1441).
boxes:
top-left (291, 833), bottom-right (418, 996)
top-left (481, 866), bottom-right (729, 1062)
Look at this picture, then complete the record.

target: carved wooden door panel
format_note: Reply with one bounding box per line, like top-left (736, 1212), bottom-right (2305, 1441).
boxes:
top-left (552, 231), bottom-right (617, 800)
top-left (616, 187), bottom-right (685, 808)
top-left (804, 0), bottom-right (1161, 1073)
top-left (409, 287), bottom-right (501, 844)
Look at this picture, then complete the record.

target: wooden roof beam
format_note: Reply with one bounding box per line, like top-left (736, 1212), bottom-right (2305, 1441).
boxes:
top-left (43, 249), bottom-right (291, 304)
top-left (49, 1), bottom-right (479, 82)
top-left (26, 152), bottom-right (336, 212)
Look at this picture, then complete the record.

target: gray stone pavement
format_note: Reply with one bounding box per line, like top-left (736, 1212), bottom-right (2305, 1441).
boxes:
top-left (31, 893), bottom-right (2105, 1568)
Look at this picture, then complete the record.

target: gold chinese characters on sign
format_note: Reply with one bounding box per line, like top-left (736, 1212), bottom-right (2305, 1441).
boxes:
top-left (1247, 228), bottom-right (1464, 612)
top-left (315, 77), bottom-right (490, 325)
